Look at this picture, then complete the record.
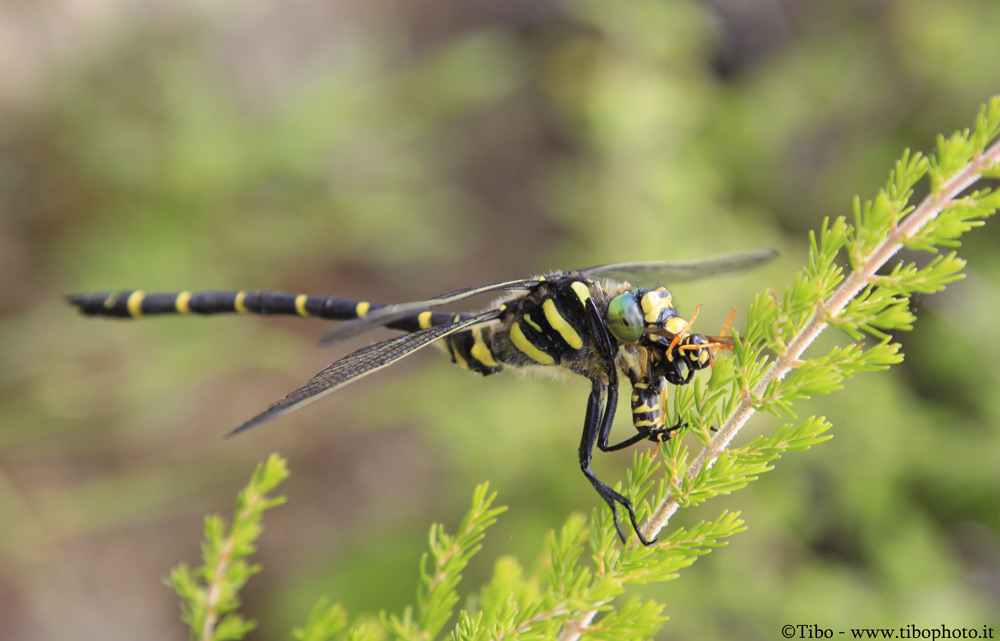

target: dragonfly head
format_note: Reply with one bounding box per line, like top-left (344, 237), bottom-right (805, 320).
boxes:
top-left (606, 286), bottom-right (676, 344)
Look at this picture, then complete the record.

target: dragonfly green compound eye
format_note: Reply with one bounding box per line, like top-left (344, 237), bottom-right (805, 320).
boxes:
top-left (607, 293), bottom-right (644, 343)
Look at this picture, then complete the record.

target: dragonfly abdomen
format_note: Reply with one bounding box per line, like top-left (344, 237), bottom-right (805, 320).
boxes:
top-left (66, 290), bottom-right (465, 334)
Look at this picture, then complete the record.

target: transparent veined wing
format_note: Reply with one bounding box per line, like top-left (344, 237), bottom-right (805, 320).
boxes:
top-left (579, 248), bottom-right (777, 288)
top-left (231, 309), bottom-right (503, 434)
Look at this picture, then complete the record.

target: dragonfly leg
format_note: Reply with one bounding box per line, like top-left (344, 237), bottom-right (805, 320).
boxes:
top-left (578, 379), bottom-right (656, 546)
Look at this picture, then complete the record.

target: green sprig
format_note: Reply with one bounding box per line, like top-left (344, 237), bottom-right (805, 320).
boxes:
top-left (167, 454), bottom-right (289, 641)
top-left (382, 483), bottom-right (507, 641)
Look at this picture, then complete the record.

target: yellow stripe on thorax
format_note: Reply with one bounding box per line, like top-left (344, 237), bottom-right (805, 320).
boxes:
top-left (570, 281), bottom-right (592, 306)
top-left (295, 294), bottom-right (310, 317)
top-left (127, 291), bottom-right (145, 318)
top-left (175, 291), bottom-right (192, 314)
top-left (523, 313), bottom-right (543, 333)
top-left (509, 321), bottom-right (555, 365)
top-left (418, 311), bottom-right (433, 329)
top-left (542, 299), bottom-right (583, 349)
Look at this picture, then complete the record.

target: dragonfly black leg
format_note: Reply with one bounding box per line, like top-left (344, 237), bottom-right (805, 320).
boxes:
top-left (578, 379), bottom-right (655, 546)
top-left (586, 297), bottom-right (667, 451)
top-left (577, 298), bottom-right (656, 546)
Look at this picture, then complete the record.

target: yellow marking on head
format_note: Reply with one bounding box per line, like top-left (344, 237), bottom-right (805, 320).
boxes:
top-left (418, 311), bottom-right (433, 329)
top-left (509, 322), bottom-right (555, 365)
top-left (523, 313), bottom-right (543, 333)
top-left (175, 291), bottom-right (192, 314)
top-left (234, 291), bottom-right (249, 314)
top-left (665, 316), bottom-right (689, 335)
top-left (470, 327), bottom-right (499, 367)
top-left (698, 349), bottom-right (711, 364)
top-left (570, 281), bottom-right (592, 306)
top-left (295, 294), bottom-right (310, 317)
top-left (126, 291), bottom-right (145, 318)
top-left (542, 299), bottom-right (583, 349)
top-left (641, 289), bottom-right (673, 323)
top-left (355, 301), bottom-right (370, 318)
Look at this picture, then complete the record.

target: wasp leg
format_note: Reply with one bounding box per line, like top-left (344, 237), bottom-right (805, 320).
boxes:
top-left (599, 429), bottom-right (652, 451)
top-left (578, 298), bottom-right (656, 546)
top-left (642, 420), bottom-right (687, 443)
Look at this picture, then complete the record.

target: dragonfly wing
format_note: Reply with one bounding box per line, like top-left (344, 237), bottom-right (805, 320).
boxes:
top-left (580, 248), bottom-right (777, 287)
top-left (230, 309), bottom-right (503, 435)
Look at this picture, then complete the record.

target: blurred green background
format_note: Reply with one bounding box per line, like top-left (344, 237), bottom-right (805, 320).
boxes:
top-left (1, 0), bottom-right (998, 639)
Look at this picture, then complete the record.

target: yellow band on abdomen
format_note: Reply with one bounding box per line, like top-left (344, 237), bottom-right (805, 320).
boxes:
top-left (234, 291), bottom-right (249, 313)
top-left (295, 294), bottom-right (310, 317)
top-left (175, 291), bottom-right (192, 314)
top-left (127, 291), bottom-right (145, 317)
top-left (470, 327), bottom-right (499, 367)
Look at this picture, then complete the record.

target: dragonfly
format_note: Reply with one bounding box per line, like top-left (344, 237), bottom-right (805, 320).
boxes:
top-left (68, 248), bottom-right (776, 544)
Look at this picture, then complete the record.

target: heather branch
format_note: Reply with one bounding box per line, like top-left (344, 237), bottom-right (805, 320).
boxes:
top-left (557, 135), bottom-right (1000, 641)
top-left (641, 139), bottom-right (1000, 541)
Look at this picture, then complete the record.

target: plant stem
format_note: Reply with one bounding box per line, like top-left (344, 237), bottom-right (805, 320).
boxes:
top-left (201, 537), bottom-right (235, 641)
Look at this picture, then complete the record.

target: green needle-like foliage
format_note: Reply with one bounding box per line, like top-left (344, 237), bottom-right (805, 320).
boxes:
top-left (167, 454), bottom-right (289, 641)
top-left (383, 483), bottom-right (507, 641)
top-left (171, 98), bottom-right (1000, 641)
top-left (290, 599), bottom-right (350, 641)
